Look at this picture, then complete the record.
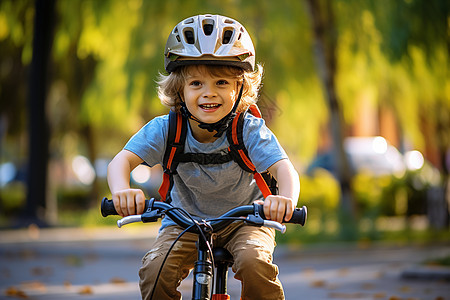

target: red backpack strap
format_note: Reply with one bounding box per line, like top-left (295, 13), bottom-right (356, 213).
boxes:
top-left (226, 106), bottom-right (278, 198)
top-left (227, 112), bottom-right (256, 173)
top-left (253, 173), bottom-right (273, 199)
top-left (248, 104), bottom-right (262, 118)
top-left (158, 111), bottom-right (187, 202)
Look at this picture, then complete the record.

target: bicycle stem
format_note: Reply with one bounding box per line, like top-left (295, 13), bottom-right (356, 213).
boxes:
top-left (192, 231), bottom-right (213, 300)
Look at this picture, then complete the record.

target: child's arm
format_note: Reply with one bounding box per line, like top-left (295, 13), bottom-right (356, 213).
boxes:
top-left (107, 150), bottom-right (145, 217)
top-left (264, 159), bottom-right (300, 223)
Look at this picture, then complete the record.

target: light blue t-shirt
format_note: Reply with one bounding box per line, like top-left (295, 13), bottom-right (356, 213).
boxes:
top-left (124, 113), bottom-right (287, 228)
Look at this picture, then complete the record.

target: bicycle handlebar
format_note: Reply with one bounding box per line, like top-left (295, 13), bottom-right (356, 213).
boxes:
top-left (101, 198), bottom-right (307, 233)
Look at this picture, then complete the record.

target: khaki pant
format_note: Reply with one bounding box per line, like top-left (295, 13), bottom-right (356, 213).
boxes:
top-left (139, 222), bottom-right (285, 300)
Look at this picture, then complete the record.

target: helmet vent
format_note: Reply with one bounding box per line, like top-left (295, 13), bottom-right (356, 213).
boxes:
top-left (203, 24), bottom-right (213, 36)
top-left (184, 30), bottom-right (195, 44)
top-left (223, 30), bottom-right (233, 44)
top-left (173, 28), bottom-right (180, 42)
top-left (224, 18), bottom-right (234, 24)
top-left (237, 28), bottom-right (244, 40)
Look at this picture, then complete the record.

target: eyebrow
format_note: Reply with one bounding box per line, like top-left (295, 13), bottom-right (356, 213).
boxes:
top-left (186, 74), bottom-right (235, 81)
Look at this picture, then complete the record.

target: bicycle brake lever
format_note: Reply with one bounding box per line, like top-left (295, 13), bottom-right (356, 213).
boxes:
top-left (245, 214), bottom-right (264, 226)
top-left (263, 220), bottom-right (286, 234)
top-left (117, 215), bottom-right (142, 228)
top-left (245, 215), bottom-right (286, 233)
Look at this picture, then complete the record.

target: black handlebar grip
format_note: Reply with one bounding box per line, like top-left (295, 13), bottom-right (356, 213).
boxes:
top-left (256, 204), bottom-right (307, 226)
top-left (101, 197), bottom-right (118, 217)
top-left (101, 197), bottom-right (152, 217)
top-left (288, 206), bottom-right (307, 226)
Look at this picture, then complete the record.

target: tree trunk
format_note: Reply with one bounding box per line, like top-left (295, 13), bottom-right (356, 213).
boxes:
top-left (23, 0), bottom-right (55, 226)
top-left (305, 0), bottom-right (356, 234)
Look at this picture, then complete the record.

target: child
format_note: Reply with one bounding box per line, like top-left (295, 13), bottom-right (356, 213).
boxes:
top-left (107, 14), bottom-right (300, 300)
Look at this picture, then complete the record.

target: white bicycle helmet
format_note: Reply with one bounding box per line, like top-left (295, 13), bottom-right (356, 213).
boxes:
top-left (164, 14), bottom-right (256, 73)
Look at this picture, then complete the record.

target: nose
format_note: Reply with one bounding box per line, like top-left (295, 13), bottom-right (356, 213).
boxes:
top-left (202, 83), bottom-right (217, 98)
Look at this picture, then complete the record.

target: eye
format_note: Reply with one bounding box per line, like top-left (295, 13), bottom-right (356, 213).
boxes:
top-left (189, 80), bottom-right (202, 87)
top-left (217, 79), bottom-right (229, 85)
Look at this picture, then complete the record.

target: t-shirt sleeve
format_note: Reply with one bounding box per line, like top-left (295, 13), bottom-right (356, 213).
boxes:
top-left (123, 115), bottom-right (168, 167)
top-left (243, 115), bottom-right (288, 173)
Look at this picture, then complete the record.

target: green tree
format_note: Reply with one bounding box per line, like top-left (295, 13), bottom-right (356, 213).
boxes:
top-left (367, 0), bottom-right (449, 227)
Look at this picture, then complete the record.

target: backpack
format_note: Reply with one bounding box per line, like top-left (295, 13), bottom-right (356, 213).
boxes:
top-left (158, 104), bottom-right (278, 203)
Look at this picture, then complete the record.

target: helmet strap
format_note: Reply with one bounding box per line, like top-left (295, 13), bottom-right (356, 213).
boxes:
top-left (178, 81), bottom-right (244, 138)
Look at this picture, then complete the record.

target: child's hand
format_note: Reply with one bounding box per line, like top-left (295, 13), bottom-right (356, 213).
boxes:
top-left (112, 188), bottom-right (145, 217)
top-left (262, 195), bottom-right (295, 224)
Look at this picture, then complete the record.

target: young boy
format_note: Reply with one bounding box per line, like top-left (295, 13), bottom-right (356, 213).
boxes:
top-left (107, 14), bottom-right (300, 300)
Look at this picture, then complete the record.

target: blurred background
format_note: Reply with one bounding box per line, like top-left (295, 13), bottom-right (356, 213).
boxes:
top-left (0, 0), bottom-right (449, 243)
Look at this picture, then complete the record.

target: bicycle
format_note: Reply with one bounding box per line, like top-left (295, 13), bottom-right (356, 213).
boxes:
top-left (101, 198), bottom-right (307, 300)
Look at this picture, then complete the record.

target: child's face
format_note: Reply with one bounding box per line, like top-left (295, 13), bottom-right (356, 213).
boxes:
top-left (182, 65), bottom-right (240, 125)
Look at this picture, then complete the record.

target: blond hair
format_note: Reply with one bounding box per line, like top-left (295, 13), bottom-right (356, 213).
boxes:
top-left (157, 64), bottom-right (263, 113)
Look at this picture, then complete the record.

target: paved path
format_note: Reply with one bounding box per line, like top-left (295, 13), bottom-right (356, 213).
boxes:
top-left (0, 225), bottom-right (449, 299)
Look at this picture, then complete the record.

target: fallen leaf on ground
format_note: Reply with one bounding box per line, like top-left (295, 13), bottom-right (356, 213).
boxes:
top-left (5, 286), bottom-right (28, 298)
top-left (110, 277), bottom-right (127, 284)
top-left (310, 280), bottom-right (326, 288)
top-left (79, 286), bottom-right (93, 295)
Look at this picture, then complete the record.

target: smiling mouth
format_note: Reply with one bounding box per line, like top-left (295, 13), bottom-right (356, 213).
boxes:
top-left (199, 104), bottom-right (221, 110)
